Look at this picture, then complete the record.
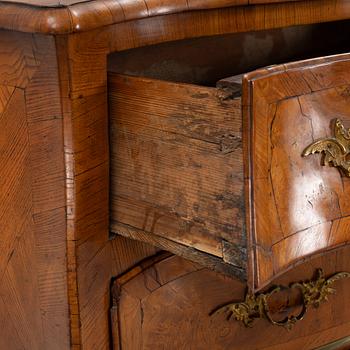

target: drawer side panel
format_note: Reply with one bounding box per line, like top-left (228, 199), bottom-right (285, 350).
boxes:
top-left (109, 73), bottom-right (246, 278)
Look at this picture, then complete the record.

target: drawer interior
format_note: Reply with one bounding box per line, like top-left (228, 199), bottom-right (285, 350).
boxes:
top-left (108, 20), bottom-right (350, 87)
top-left (108, 20), bottom-right (350, 288)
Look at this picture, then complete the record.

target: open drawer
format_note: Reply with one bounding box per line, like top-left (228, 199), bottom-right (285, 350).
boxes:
top-left (109, 54), bottom-right (350, 292)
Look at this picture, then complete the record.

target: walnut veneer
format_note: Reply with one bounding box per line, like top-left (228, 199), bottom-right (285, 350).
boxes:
top-left (1, 1), bottom-right (350, 349)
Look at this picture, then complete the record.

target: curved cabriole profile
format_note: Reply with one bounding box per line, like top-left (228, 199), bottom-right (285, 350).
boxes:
top-left (0, 0), bottom-right (350, 349)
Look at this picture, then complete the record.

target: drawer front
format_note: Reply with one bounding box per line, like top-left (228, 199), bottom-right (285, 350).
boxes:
top-left (111, 249), bottom-right (350, 350)
top-left (244, 54), bottom-right (350, 290)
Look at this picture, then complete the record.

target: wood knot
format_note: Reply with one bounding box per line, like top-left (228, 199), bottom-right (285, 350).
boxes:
top-left (219, 134), bottom-right (242, 154)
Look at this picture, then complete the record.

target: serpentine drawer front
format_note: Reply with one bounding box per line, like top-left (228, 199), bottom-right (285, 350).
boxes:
top-left (109, 53), bottom-right (350, 292)
top-left (244, 54), bottom-right (350, 290)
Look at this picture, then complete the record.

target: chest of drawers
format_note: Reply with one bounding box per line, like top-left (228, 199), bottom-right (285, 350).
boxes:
top-left (1, 0), bottom-right (350, 349)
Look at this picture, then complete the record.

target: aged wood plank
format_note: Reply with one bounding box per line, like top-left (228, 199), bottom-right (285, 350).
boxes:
top-left (109, 73), bottom-right (246, 277)
top-left (111, 222), bottom-right (245, 279)
top-left (26, 35), bottom-right (70, 350)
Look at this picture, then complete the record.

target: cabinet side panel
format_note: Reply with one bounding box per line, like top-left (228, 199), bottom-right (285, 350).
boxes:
top-left (0, 31), bottom-right (69, 349)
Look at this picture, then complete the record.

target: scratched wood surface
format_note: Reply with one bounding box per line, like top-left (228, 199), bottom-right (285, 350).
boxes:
top-left (109, 73), bottom-right (246, 280)
top-left (112, 248), bottom-right (350, 350)
top-left (243, 54), bottom-right (350, 291)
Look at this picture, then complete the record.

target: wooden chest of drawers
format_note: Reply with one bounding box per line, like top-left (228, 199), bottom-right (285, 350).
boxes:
top-left (109, 55), bottom-right (350, 292)
top-left (1, 0), bottom-right (350, 349)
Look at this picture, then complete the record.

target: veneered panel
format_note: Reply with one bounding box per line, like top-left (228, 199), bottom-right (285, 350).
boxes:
top-left (0, 0), bottom-right (348, 35)
top-left (112, 249), bottom-right (350, 350)
top-left (0, 31), bottom-right (70, 350)
top-left (244, 54), bottom-right (350, 291)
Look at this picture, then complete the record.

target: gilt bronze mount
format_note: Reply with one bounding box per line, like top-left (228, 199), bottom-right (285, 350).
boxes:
top-left (211, 269), bottom-right (350, 329)
top-left (302, 118), bottom-right (350, 177)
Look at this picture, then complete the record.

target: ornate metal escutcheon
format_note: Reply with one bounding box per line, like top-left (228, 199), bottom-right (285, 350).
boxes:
top-left (211, 269), bottom-right (350, 329)
top-left (302, 118), bottom-right (350, 177)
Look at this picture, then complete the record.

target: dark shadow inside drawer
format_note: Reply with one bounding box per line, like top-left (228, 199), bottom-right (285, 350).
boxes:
top-left (108, 21), bottom-right (350, 87)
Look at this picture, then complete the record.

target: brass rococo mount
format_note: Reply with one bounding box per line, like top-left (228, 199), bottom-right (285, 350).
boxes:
top-left (303, 118), bottom-right (350, 177)
top-left (211, 269), bottom-right (350, 329)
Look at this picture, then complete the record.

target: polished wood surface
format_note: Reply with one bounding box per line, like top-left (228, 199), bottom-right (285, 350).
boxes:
top-left (243, 54), bottom-right (350, 291)
top-left (0, 0), bottom-right (302, 6)
top-left (0, 24), bottom-right (156, 350)
top-left (109, 53), bottom-right (350, 292)
top-left (112, 248), bottom-right (350, 350)
top-left (55, 34), bottom-right (160, 349)
top-left (0, 31), bottom-right (69, 349)
top-left (0, 0), bottom-right (349, 349)
top-left (0, 0), bottom-right (347, 34)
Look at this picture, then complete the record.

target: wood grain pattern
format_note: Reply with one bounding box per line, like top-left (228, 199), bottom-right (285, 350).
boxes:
top-left (243, 54), bottom-right (350, 291)
top-left (0, 0), bottom-right (303, 6)
top-left (1, 1), bottom-right (350, 349)
top-left (54, 33), bottom-right (160, 350)
top-left (0, 31), bottom-right (69, 349)
top-left (112, 248), bottom-right (350, 350)
top-left (109, 73), bottom-right (246, 279)
top-left (0, 0), bottom-right (348, 34)
top-left (55, 33), bottom-right (110, 348)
